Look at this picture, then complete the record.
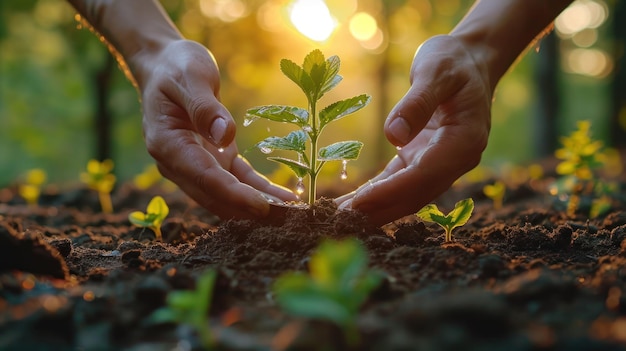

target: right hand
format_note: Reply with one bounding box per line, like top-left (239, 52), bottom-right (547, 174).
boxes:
top-left (129, 39), bottom-right (298, 219)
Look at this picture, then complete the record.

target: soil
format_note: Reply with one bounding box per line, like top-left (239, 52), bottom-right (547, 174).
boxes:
top-left (1, 166), bottom-right (626, 351)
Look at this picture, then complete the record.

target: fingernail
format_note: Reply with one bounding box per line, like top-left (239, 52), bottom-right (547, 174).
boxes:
top-left (388, 117), bottom-right (411, 145)
top-left (210, 117), bottom-right (228, 146)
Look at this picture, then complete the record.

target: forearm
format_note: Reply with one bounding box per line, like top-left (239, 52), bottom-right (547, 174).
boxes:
top-left (451, 0), bottom-right (573, 92)
top-left (66, 0), bottom-right (183, 85)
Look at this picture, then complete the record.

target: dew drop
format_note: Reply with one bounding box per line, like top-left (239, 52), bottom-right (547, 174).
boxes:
top-left (217, 147), bottom-right (224, 153)
top-left (340, 160), bottom-right (348, 180)
top-left (243, 116), bottom-right (258, 127)
top-left (396, 146), bottom-right (402, 151)
top-left (295, 178), bottom-right (305, 195)
top-left (259, 146), bottom-right (273, 154)
top-left (302, 125), bottom-right (313, 133)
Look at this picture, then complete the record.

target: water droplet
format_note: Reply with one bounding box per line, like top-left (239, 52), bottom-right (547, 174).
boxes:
top-left (295, 178), bottom-right (305, 195)
top-left (340, 160), bottom-right (348, 180)
top-left (217, 147), bottom-right (224, 153)
top-left (259, 146), bottom-right (272, 154)
top-left (243, 116), bottom-right (258, 127)
top-left (396, 146), bottom-right (402, 151)
top-left (302, 125), bottom-right (313, 133)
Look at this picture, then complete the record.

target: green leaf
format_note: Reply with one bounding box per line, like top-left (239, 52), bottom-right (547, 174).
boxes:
top-left (319, 55), bottom-right (342, 98)
top-left (245, 105), bottom-right (309, 127)
top-left (268, 157), bottom-right (310, 178)
top-left (280, 58), bottom-right (314, 102)
top-left (276, 289), bottom-right (352, 326)
top-left (128, 211), bottom-right (153, 227)
top-left (447, 198), bottom-right (474, 231)
top-left (258, 130), bottom-right (308, 153)
top-left (415, 204), bottom-right (444, 222)
top-left (319, 94), bottom-right (371, 129)
top-left (318, 141), bottom-right (363, 161)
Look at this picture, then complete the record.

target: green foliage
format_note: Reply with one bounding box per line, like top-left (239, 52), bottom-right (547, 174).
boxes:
top-left (245, 49), bottom-right (370, 204)
top-left (128, 195), bottom-right (169, 241)
top-left (273, 238), bottom-right (382, 346)
top-left (416, 198), bottom-right (474, 242)
top-left (149, 269), bottom-right (216, 349)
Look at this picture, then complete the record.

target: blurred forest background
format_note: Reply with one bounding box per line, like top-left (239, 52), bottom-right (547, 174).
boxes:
top-left (1, 0), bottom-right (624, 192)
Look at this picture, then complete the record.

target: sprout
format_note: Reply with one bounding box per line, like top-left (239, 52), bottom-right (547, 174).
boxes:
top-left (18, 168), bottom-right (47, 206)
top-left (128, 196), bottom-right (169, 241)
top-left (245, 49), bottom-right (370, 204)
top-left (416, 198), bottom-right (474, 242)
top-left (483, 181), bottom-right (506, 210)
top-left (81, 159), bottom-right (116, 213)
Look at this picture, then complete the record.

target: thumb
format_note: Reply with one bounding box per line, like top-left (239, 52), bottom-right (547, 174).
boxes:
top-left (185, 94), bottom-right (237, 148)
top-left (384, 86), bottom-right (440, 147)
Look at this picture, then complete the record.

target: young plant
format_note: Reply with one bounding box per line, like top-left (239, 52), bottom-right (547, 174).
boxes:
top-left (128, 195), bottom-right (169, 241)
top-left (552, 120), bottom-right (608, 217)
top-left (149, 269), bottom-right (216, 349)
top-left (80, 159), bottom-right (116, 213)
top-left (244, 49), bottom-right (371, 204)
top-left (18, 168), bottom-right (47, 206)
top-left (416, 198), bottom-right (474, 242)
top-left (483, 181), bottom-right (505, 210)
top-left (273, 238), bottom-right (382, 346)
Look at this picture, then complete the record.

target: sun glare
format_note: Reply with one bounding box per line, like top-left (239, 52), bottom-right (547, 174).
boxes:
top-left (288, 0), bottom-right (337, 42)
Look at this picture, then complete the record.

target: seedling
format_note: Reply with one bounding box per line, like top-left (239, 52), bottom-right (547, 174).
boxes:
top-left (244, 49), bottom-right (371, 204)
top-left (80, 159), bottom-right (116, 213)
top-left (273, 238), bottom-right (382, 346)
top-left (416, 198), bottom-right (474, 242)
top-left (483, 181), bottom-right (505, 210)
top-left (18, 168), bottom-right (47, 206)
top-left (149, 269), bottom-right (216, 349)
top-left (133, 164), bottom-right (163, 190)
top-left (552, 120), bottom-right (608, 217)
top-left (128, 195), bottom-right (169, 241)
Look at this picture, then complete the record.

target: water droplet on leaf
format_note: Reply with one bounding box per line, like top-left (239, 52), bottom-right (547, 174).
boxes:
top-left (243, 117), bottom-right (258, 127)
top-left (302, 125), bottom-right (313, 133)
top-left (340, 160), bottom-right (348, 180)
top-left (259, 146), bottom-right (273, 154)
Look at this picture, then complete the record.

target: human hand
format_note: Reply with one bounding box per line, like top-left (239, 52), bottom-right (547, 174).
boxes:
top-left (129, 39), bottom-right (298, 219)
top-left (337, 35), bottom-right (492, 226)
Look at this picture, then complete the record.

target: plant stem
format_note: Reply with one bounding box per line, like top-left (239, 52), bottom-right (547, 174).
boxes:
top-left (153, 226), bottom-right (162, 241)
top-left (308, 100), bottom-right (318, 205)
top-left (99, 191), bottom-right (113, 214)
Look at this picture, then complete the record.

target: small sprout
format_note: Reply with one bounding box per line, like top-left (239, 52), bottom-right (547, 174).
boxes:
top-left (18, 168), bottom-right (47, 206)
top-left (128, 196), bottom-right (169, 241)
top-left (149, 269), bottom-right (216, 348)
top-left (552, 120), bottom-right (607, 217)
top-left (81, 159), bottom-right (116, 213)
top-left (245, 49), bottom-right (370, 204)
top-left (416, 198), bottom-right (474, 242)
top-left (273, 238), bottom-right (382, 346)
top-left (133, 164), bottom-right (163, 190)
top-left (483, 181), bottom-right (505, 210)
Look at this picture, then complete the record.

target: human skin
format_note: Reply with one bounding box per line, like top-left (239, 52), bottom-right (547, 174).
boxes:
top-left (337, 0), bottom-right (574, 226)
top-left (66, 0), bottom-right (298, 220)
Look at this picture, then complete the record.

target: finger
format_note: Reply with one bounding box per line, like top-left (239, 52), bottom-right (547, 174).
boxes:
top-left (147, 128), bottom-right (271, 219)
top-left (162, 67), bottom-right (236, 148)
top-left (385, 49), bottom-right (469, 147)
top-left (230, 155), bottom-right (299, 202)
top-left (351, 125), bottom-right (485, 226)
top-left (336, 156), bottom-right (405, 208)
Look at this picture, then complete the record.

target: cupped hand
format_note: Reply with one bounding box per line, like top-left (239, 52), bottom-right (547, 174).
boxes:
top-left (337, 35), bottom-right (492, 226)
top-left (129, 40), bottom-right (297, 219)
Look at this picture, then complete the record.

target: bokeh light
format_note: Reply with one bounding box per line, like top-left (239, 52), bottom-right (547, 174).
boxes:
top-left (349, 12), bottom-right (378, 42)
top-left (288, 0), bottom-right (337, 42)
top-left (555, 0), bottom-right (608, 37)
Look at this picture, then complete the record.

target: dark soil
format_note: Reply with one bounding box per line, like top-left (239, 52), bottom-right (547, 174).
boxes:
top-left (1, 169), bottom-right (626, 351)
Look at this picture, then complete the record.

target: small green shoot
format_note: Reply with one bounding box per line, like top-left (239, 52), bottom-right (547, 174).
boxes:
top-left (128, 195), bottom-right (169, 241)
top-left (244, 49), bottom-right (371, 204)
top-left (552, 120), bottom-right (609, 217)
top-left (416, 198), bottom-right (474, 242)
top-left (149, 269), bottom-right (216, 349)
top-left (273, 238), bottom-right (382, 346)
top-left (18, 168), bottom-right (47, 206)
top-left (483, 181), bottom-right (505, 210)
top-left (80, 159), bottom-right (116, 213)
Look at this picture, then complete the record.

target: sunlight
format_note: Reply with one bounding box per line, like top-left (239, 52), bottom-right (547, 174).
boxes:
top-left (288, 0), bottom-right (336, 42)
top-left (555, 0), bottom-right (607, 37)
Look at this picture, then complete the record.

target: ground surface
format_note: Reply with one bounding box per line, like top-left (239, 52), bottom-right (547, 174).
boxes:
top-left (1, 169), bottom-right (626, 351)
